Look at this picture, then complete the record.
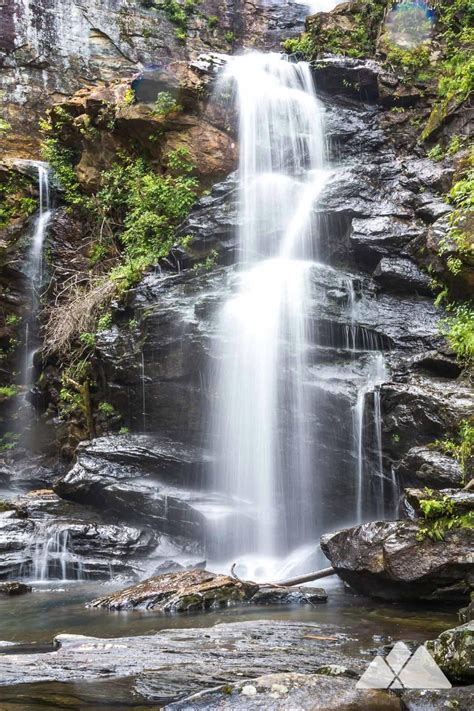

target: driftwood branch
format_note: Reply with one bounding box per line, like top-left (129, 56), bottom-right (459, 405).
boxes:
top-left (230, 563), bottom-right (336, 588)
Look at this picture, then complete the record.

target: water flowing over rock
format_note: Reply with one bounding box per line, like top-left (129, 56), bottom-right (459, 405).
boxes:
top-left (321, 520), bottom-right (474, 603)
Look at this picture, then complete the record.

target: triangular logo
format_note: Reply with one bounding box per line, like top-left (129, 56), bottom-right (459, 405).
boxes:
top-left (356, 641), bottom-right (452, 690)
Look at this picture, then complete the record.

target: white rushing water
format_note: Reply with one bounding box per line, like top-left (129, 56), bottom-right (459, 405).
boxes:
top-left (209, 52), bottom-right (396, 581)
top-left (212, 54), bottom-right (328, 574)
top-left (23, 162), bottom-right (52, 387)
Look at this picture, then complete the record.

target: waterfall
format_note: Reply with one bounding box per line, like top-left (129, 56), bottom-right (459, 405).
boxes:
top-left (212, 53), bottom-right (327, 571)
top-left (208, 51), bottom-right (396, 578)
top-left (352, 353), bottom-right (387, 522)
top-left (23, 162), bottom-right (51, 388)
top-left (16, 162), bottom-right (52, 448)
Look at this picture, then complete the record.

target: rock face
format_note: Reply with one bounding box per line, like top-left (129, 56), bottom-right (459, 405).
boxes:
top-left (53, 434), bottom-right (235, 549)
top-left (321, 520), bottom-right (474, 602)
top-left (426, 621), bottom-right (474, 683)
top-left (0, 0), bottom-right (305, 158)
top-left (88, 568), bottom-right (258, 612)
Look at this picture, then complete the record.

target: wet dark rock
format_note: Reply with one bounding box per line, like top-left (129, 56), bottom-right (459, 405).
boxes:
top-left (0, 581), bottom-right (31, 596)
top-left (311, 56), bottom-right (382, 102)
top-left (88, 569), bottom-right (258, 612)
top-left (350, 216), bottom-right (426, 266)
top-left (425, 621), bottom-right (474, 683)
top-left (54, 434), bottom-right (223, 544)
top-left (168, 671), bottom-right (401, 710)
top-left (321, 519), bottom-right (474, 603)
top-left (249, 586), bottom-right (327, 606)
top-left (401, 158), bottom-right (455, 195)
top-left (0, 490), bottom-right (190, 581)
top-left (459, 599), bottom-right (474, 624)
top-left (414, 194), bottom-right (452, 223)
top-left (406, 351), bottom-right (463, 379)
top-left (396, 447), bottom-right (464, 490)
top-left (0, 620), bottom-right (365, 693)
top-left (373, 258), bottom-right (432, 296)
top-left (382, 376), bottom-right (473, 460)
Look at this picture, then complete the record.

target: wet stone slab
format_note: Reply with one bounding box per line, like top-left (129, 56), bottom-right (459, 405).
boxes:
top-left (0, 620), bottom-right (364, 697)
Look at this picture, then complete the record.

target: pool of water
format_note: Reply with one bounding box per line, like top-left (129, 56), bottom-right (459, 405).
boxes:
top-left (0, 578), bottom-right (458, 709)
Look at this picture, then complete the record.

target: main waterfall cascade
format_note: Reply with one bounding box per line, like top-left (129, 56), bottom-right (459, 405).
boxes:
top-left (211, 53), bottom-right (395, 580)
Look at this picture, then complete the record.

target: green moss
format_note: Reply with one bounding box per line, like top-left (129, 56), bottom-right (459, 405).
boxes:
top-left (436, 419), bottom-right (474, 478)
top-left (0, 118), bottom-right (11, 135)
top-left (288, 1), bottom-right (384, 61)
top-left (417, 489), bottom-right (474, 541)
top-left (0, 385), bottom-right (19, 398)
top-left (421, 1), bottom-right (473, 140)
top-left (440, 302), bottom-right (474, 365)
top-left (0, 173), bottom-right (37, 228)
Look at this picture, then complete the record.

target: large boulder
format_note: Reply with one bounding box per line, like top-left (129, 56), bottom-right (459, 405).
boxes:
top-left (321, 519), bottom-right (474, 602)
top-left (426, 622), bottom-right (474, 683)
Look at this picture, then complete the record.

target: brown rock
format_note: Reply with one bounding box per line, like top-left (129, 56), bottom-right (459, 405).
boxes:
top-left (88, 568), bottom-right (259, 612)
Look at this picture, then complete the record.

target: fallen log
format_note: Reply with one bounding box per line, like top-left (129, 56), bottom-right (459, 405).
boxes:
top-left (230, 563), bottom-right (336, 588)
top-left (271, 567), bottom-right (336, 587)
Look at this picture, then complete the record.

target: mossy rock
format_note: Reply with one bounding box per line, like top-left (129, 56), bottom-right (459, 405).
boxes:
top-left (426, 621), bottom-right (474, 683)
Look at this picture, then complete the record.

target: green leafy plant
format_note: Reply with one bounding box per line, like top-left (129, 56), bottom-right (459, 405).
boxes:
top-left (98, 401), bottom-right (115, 416)
top-left (152, 91), bottom-right (182, 117)
top-left (0, 432), bottom-right (19, 452)
top-left (0, 385), bottom-right (19, 398)
top-left (417, 490), bottom-right (474, 541)
top-left (440, 302), bottom-right (474, 365)
top-left (427, 144), bottom-right (444, 161)
top-left (97, 312), bottom-right (113, 331)
top-left (436, 419), bottom-right (474, 478)
top-left (207, 15), bottom-right (218, 29)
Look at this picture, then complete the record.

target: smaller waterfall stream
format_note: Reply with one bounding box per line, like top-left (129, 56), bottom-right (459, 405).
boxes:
top-left (22, 162), bottom-right (52, 393)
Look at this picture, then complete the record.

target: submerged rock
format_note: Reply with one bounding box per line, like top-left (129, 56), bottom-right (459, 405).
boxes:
top-left (0, 581), bottom-right (31, 596)
top-left (321, 520), bottom-right (474, 602)
top-left (88, 569), bottom-right (258, 612)
top-left (249, 586), bottom-right (327, 606)
top-left (426, 621), bottom-right (474, 683)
